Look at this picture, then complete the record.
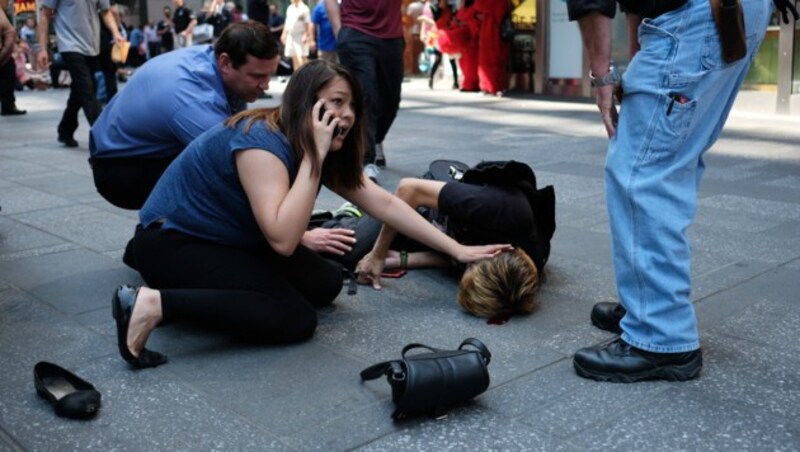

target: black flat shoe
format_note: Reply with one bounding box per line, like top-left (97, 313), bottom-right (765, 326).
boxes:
top-left (34, 361), bottom-right (101, 419)
top-left (590, 301), bottom-right (626, 334)
top-left (112, 285), bottom-right (168, 369)
top-left (573, 338), bottom-right (702, 383)
top-left (1, 107), bottom-right (27, 116)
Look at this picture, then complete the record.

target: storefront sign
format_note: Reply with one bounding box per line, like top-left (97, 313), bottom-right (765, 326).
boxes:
top-left (14, 0), bottom-right (37, 16)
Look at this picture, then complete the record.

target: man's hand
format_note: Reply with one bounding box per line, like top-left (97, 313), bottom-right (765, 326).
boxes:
top-left (596, 84), bottom-right (618, 138)
top-left (37, 48), bottom-right (49, 69)
top-left (301, 228), bottom-right (356, 255)
top-left (355, 250), bottom-right (385, 290)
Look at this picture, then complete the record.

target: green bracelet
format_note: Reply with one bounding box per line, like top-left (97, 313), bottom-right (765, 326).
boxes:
top-left (400, 250), bottom-right (408, 269)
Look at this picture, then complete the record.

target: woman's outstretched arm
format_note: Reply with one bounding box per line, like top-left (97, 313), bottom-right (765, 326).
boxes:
top-left (337, 178), bottom-right (512, 289)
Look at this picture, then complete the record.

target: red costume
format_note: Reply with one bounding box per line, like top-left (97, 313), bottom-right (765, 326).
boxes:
top-left (473, 0), bottom-right (510, 95)
top-left (454, 4), bottom-right (480, 91)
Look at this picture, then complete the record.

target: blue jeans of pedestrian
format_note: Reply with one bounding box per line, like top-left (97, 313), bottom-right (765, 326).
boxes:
top-left (58, 52), bottom-right (101, 139)
top-left (607, 0), bottom-right (772, 353)
top-left (335, 27), bottom-right (404, 164)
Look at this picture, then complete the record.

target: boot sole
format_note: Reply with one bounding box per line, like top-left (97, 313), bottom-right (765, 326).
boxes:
top-left (573, 355), bottom-right (702, 383)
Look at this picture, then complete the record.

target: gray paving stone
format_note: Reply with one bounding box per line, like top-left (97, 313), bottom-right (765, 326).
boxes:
top-left (9, 171), bottom-right (101, 202)
top-left (515, 373), bottom-right (669, 440)
top-left (564, 386), bottom-right (800, 451)
top-left (0, 157), bottom-right (54, 179)
top-left (549, 226), bottom-right (611, 267)
top-left (692, 222), bottom-right (800, 264)
top-left (685, 332), bottom-right (800, 421)
top-left (357, 405), bottom-right (569, 452)
top-left (0, 216), bottom-right (67, 256)
top-left (0, 356), bottom-right (290, 451)
top-left (162, 341), bottom-right (376, 439)
top-left (699, 194), bottom-right (800, 221)
top-left (0, 183), bottom-right (72, 215)
top-left (0, 248), bottom-right (139, 314)
top-left (711, 297), bottom-right (800, 353)
top-left (12, 204), bottom-right (138, 253)
top-left (0, 288), bottom-right (109, 365)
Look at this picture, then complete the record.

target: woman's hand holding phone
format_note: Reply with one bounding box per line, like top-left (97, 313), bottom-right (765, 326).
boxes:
top-left (313, 99), bottom-right (340, 158)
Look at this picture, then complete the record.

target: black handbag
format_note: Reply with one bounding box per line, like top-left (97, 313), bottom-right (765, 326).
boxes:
top-left (360, 338), bottom-right (492, 420)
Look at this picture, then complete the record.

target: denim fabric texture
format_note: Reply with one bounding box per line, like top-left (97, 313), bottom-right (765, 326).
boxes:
top-left (606, 0), bottom-right (772, 353)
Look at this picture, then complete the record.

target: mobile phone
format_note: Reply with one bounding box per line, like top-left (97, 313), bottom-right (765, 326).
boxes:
top-left (318, 104), bottom-right (343, 137)
top-left (380, 269), bottom-right (407, 278)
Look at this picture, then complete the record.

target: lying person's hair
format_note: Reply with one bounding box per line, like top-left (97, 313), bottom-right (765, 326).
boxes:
top-left (457, 248), bottom-right (539, 319)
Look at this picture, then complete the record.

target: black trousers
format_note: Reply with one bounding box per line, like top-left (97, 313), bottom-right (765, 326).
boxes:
top-left (89, 155), bottom-right (177, 210)
top-left (128, 225), bottom-right (343, 343)
top-left (335, 27), bottom-right (404, 163)
top-left (0, 57), bottom-right (17, 111)
top-left (59, 52), bottom-right (101, 139)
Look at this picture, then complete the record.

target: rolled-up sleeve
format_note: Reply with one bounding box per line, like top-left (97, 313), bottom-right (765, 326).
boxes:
top-left (566, 0), bottom-right (616, 21)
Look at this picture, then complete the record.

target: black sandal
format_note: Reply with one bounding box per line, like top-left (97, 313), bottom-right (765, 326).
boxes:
top-left (112, 285), bottom-right (168, 369)
top-left (34, 361), bottom-right (101, 419)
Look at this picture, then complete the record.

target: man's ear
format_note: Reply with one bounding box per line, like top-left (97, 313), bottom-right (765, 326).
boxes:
top-left (217, 52), bottom-right (232, 74)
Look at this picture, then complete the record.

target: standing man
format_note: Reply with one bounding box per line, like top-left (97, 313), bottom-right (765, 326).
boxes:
top-left (569, 0), bottom-right (794, 383)
top-left (325, 0), bottom-right (403, 169)
top-left (89, 22), bottom-right (278, 210)
top-left (173, 0), bottom-right (197, 48)
top-left (310, 0), bottom-right (337, 62)
top-left (37, 0), bottom-right (125, 147)
top-left (157, 7), bottom-right (175, 53)
top-left (1, 1), bottom-right (26, 115)
top-left (247, 0), bottom-right (270, 26)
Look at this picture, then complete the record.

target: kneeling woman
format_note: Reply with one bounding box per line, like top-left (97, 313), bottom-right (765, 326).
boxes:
top-left (114, 60), bottom-right (511, 369)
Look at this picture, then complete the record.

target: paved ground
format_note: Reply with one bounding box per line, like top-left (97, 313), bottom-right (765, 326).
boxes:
top-left (1, 77), bottom-right (799, 451)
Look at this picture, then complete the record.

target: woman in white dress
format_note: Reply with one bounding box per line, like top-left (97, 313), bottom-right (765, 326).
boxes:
top-left (280, 0), bottom-right (311, 73)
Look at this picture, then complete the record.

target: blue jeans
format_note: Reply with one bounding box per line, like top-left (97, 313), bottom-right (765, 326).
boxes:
top-left (607, 0), bottom-right (772, 353)
top-left (335, 27), bottom-right (404, 163)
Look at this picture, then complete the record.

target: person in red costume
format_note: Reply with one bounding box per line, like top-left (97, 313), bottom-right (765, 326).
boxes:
top-left (453, 0), bottom-right (479, 92)
top-left (473, 0), bottom-right (510, 96)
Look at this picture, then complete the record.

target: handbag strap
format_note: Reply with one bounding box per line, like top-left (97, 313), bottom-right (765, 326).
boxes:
top-left (360, 361), bottom-right (405, 382)
top-left (459, 338), bottom-right (492, 365)
top-left (401, 343), bottom-right (441, 357)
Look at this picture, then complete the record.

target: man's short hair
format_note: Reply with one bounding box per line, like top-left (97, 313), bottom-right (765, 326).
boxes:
top-left (457, 248), bottom-right (539, 319)
top-left (214, 20), bottom-right (278, 68)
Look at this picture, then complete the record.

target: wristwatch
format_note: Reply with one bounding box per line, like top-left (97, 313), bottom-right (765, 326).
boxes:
top-left (589, 61), bottom-right (621, 87)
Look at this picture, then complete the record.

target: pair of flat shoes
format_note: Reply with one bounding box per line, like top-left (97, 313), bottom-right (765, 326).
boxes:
top-left (34, 362), bottom-right (101, 420)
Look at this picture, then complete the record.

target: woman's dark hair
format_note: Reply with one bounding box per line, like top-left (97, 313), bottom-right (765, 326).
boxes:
top-left (214, 21), bottom-right (278, 68)
top-left (281, 59), bottom-right (365, 190)
top-left (223, 60), bottom-right (365, 191)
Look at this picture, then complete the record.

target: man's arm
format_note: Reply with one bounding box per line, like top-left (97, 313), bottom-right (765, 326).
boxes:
top-left (183, 17), bottom-right (197, 37)
top-left (576, 11), bottom-right (617, 137)
top-left (37, 6), bottom-right (54, 68)
top-left (0, 7), bottom-right (14, 66)
top-left (324, 0), bottom-right (341, 38)
top-left (101, 8), bottom-right (125, 43)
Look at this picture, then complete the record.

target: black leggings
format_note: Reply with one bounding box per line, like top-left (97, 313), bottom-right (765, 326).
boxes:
top-left (128, 225), bottom-right (343, 343)
top-left (430, 49), bottom-right (459, 87)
